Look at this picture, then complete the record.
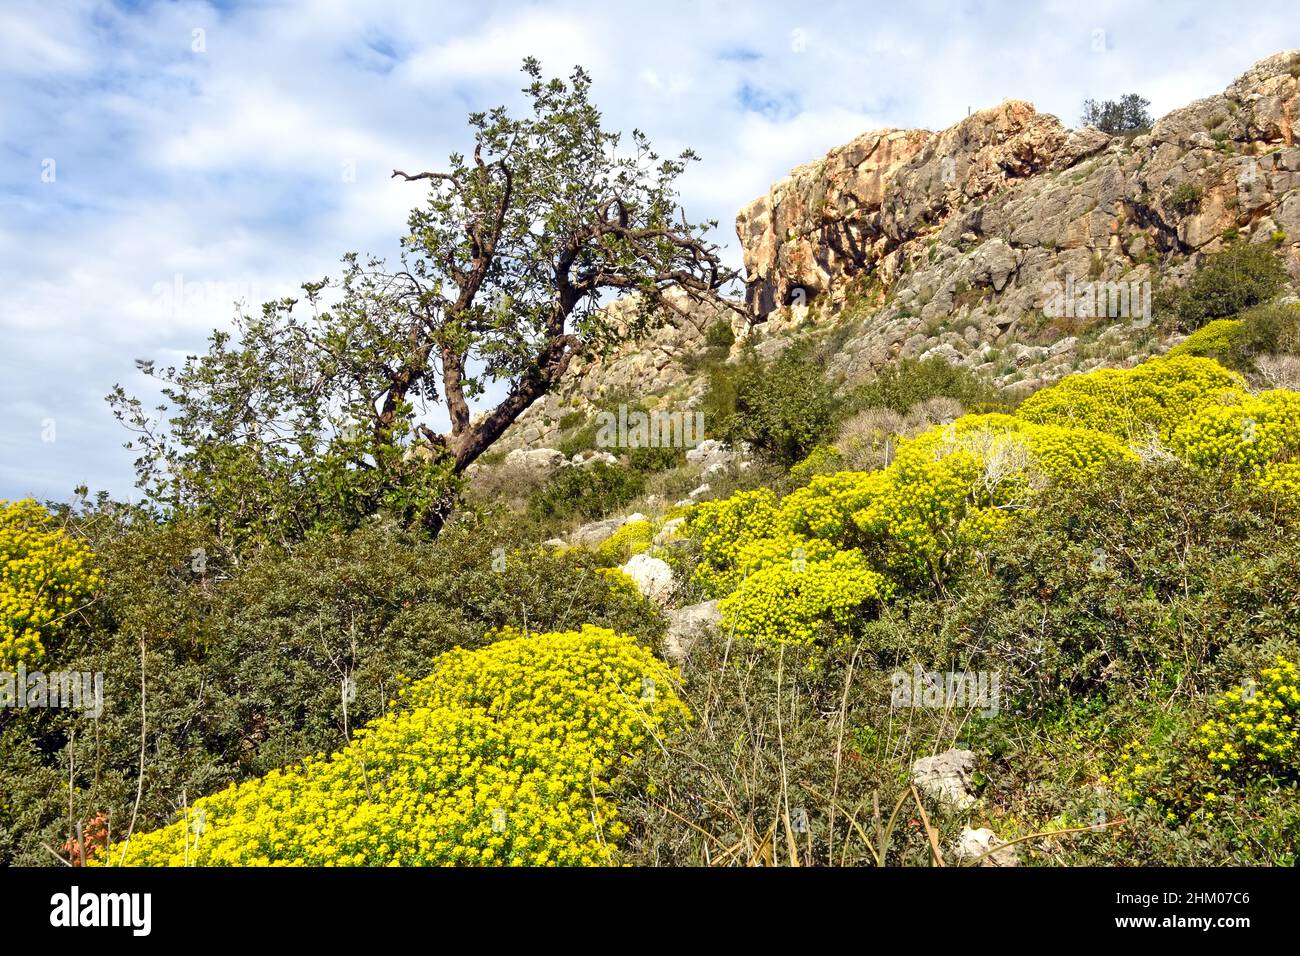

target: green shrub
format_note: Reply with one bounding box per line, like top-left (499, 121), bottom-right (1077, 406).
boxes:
top-left (626, 444), bottom-right (685, 474)
top-left (527, 460), bottom-right (646, 522)
top-left (0, 513), bottom-right (664, 865)
top-left (1168, 305), bottom-right (1300, 372)
top-left (1166, 242), bottom-right (1288, 330)
top-left (891, 458), bottom-right (1300, 710)
top-left (704, 318), bottom-right (736, 350)
top-left (713, 345), bottom-right (841, 466)
top-left (556, 417), bottom-right (600, 458)
top-left (1169, 182), bottom-right (1204, 215)
top-left (849, 357), bottom-right (1002, 415)
top-left (1233, 302), bottom-right (1300, 359)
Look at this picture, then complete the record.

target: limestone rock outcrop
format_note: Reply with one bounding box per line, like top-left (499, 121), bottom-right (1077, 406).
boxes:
top-left (496, 51), bottom-right (1300, 455)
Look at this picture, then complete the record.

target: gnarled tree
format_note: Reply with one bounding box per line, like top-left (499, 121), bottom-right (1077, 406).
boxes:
top-left (111, 60), bottom-right (734, 548)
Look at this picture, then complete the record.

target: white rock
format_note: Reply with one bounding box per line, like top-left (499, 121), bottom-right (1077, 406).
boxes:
top-left (686, 439), bottom-right (735, 473)
top-left (653, 516), bottom-right (686, 545)
top-left (569, 517), bottom-right (624, 546)
top-left (619, 553), bottom-right (675, 605)
top-left (575, 450), bottom-right (618, 467)
top-left (953, 826), bottom-right (1019, 867)
top-left (663, 599), bottom-right (721, 663)
top-left (503, 447), bottom-right (566, 476)
top-left (911, 749), bottom-right (978, 810)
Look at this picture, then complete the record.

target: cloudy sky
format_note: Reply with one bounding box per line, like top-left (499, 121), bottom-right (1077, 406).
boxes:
top-left (2, 0), bottom-right (1296, 502)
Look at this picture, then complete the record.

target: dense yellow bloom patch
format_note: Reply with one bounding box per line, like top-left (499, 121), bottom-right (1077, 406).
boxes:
top-left (1170, 389), bottom-right (1300, 503)
top-left (688, 411), bottom-right (1135, 640)
top-left (96, 626), bottom-right (689, 866)
top-left (1017, 355), bottom-right (1245, 442)
top-left (1196, 657), bottom-right (1300, 776)
top-left (0, 499), bottom-right (99, 667)
top-left (595, 519), bottom-right (654, 564)
top-left (858, 416), bottom-right (1130, 576)
top-left (719, 549), bottom-right (891, 649)
top-left (688, 489), bottom-right (781, 596)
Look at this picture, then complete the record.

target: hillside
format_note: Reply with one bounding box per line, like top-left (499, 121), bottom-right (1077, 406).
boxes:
top-left (6, 50), bottom-right (1300, 873)
top-left (498, 50), bottom-right (1300, 454)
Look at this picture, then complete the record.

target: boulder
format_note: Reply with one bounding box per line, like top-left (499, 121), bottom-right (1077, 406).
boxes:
top-left (653, 516), bottom-right (687, 545)
top-left (911, 749), bottom-right (978, 810)
top-left (953, 826), bottom-right (1019, 867)
top-left (502, 447), bottom-right (566, 477)
top-left (618, 553), bottom-right (675, 605)
top-left (568, 517), bottom-right (625, 547)
top-left (663, 599), bottom-right (721, 663)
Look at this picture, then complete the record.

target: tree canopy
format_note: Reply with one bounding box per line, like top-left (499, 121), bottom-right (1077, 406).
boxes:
top-left (110, 60), bottom-right (734, 548)
top-left (1079, 94), bottom-right (1153, 134)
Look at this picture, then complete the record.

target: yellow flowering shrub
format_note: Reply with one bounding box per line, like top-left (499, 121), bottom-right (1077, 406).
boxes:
top-left (96, 626), bottom-right (689, 866)
top-left (1195, 657), bottom-right (1300, 778)
top-left (778, 471), bottom-right (885, 541)
top-left (1169, 390), bottom-right (1300, 503)
top-left (689, 411), bottom-right (1134, 608)
top-left (1016, 355), bottom-right (1245, 442)
top-left (0, 499), bottom-right (99, 667)
top-left (853, 416), bottom-right (1132, 583)
top-left (1106, 657), bottom-right (1300, 823)
top-left (1166, 318), bottom-right (1243, 359)
top-left (687, 489), bottom-right (781, 596)
top-left (595, 519), bottom-right (654, 564)
top-left (788, 443), bottom-right (846, 484)
top-left (718, 549), bottom-right (892, 649)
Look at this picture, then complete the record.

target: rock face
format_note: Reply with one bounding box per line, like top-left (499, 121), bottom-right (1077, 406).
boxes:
top-left (912, 749), bottom-right (979, 810)
top-left (733, 51), bottom-right (1300, 392)
top-left (495, 52), bottom-right (1300, 455)
top-left (736, 127), bottom-right (931, 315)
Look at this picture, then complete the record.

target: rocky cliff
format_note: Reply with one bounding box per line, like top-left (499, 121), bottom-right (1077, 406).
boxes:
top-left (498, 50), bottom-right (1300, 453)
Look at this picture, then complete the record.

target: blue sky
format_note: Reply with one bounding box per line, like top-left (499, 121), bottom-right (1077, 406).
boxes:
top-left (2, 0), bottom-right (1297, 502)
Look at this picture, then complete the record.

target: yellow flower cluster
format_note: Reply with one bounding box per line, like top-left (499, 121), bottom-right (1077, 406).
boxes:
top-left (595, 519), bottom-right (654, 564)
top-left (718, 548), bottom-right (891, 648)
top-left (1169, 390), bottom-right (1300, 503)
top-left (0, 499), bottom-right (99, 668)
top-left (687, 411), bottom-right (1133, 638)
top-left (1017, 355), bottom-right (1245, 442)
top-left (1106, 658), bottom-right (1300, 823)
top-left (95, 626), bottom-right (690, 866)
top-left (1195, 657), bottom-right (1300, 775)
top-left (779, 471), bottom-right (884, 541)
top-left (687, 489), bottom-right (781, 596)
top-left (1107, 740), bottom-right (1169, 806)
top-left (1166, 318), bottom-right (1244, 360)
top-left (852, 415), bottom-right (1132, 582)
